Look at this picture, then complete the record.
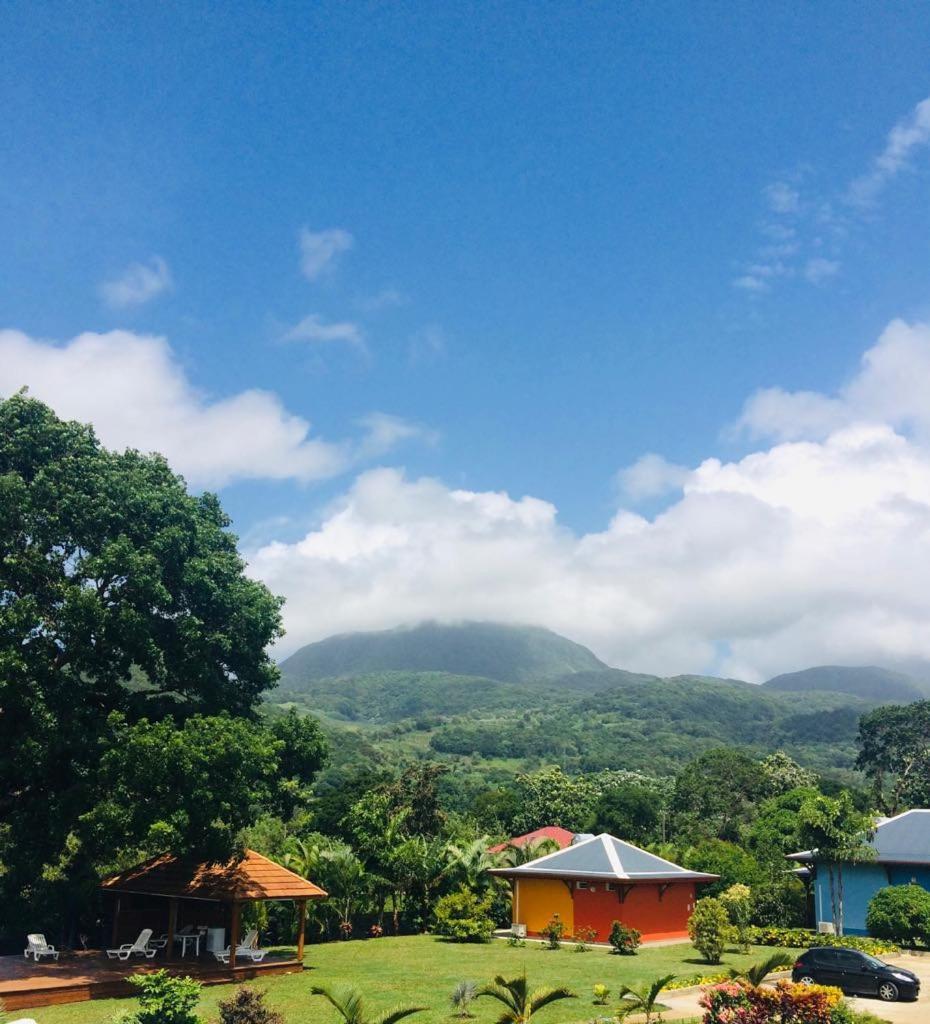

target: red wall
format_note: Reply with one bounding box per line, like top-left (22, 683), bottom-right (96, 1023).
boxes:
top-left (571, 881), bottom-right (696, 942)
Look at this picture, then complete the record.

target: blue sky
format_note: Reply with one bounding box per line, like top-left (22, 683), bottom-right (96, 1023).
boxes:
top-left (4, 3), bottom-right (930, 676)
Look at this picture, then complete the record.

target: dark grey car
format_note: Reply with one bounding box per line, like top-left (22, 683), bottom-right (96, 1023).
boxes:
top-left (792, 946), bottom-right (920, 1002)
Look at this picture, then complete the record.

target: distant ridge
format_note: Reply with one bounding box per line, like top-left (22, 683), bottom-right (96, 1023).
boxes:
top-left (279, 621), bottom-right (607, 687)
top-left (763, 665), bottom-right (927, 703)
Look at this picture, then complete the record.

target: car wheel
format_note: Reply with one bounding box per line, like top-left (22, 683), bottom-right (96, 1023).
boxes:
top-left (878, 981), bottom-right (899, 1002)
top-left (798, 975), bottom-right (817, 986)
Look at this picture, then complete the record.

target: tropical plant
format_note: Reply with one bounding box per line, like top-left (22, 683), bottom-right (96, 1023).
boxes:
top-left (573, 924), bottom-right (597, 952)
top-left (592, 983), bottom-right (610, 1005)
top-left (688, 897), bottom-right (730, 964)
top-left (446, 838), bottom-right (498, 889)
top-left (125, 971), bottom-right (203, 1024)
top-left (727, 951), bottom-right (796, 986)
top-left (495, 837), bottom-right (561, 868)
top-left (540, 914), bottom-right (564, 950)
top-left (451, 980), bottom-right (478, 1018)
top-left (476, 973), bottom-right (576, 1023)
top-left (608, 920), bottom-right (641, 955)
top-left (613, 974), bottom-right (675, 1023)
top-left (217, 985), bottom-right (284, 1024)
top-left (310, 984), bottom-right (426, 1024)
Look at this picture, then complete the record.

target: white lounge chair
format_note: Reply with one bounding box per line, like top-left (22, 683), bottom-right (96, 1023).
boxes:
top-left (212, 930), bottom-right (267, 964)
top-left (106, 928), bottom-right (158, 960)
top-left (24, 934), bottom-right (59, 961)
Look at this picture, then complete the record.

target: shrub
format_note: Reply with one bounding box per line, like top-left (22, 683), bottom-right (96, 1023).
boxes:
top-left (217, 986), bottom-right (283, 1024)
top-left (699, 980), bottom-right (842, 1024)
top-left (368, 923), bottom-right (384, 938)
top-left (747, 926), bottom-right (898, 955)
top-left (541, 914), bottom-right (564, 949)
top-left (720, 883), bottom-right (753, 953)
top-left (608, 920), bottom-right (641, 955)
top-left (432, 887), bottom-right (495, 943)
top-left (573, 924), bottom-right (598, 952)
top-left (592, 983), bottom-right (610, 1004)
top-left (866, 884), bottom-right (930, 947)
top-left (688, 897), bottom-right (730, 964)
top-left (451, 980), bottom-right (477, 1018)
top-left (124, 971), bottom-right (203, 1024)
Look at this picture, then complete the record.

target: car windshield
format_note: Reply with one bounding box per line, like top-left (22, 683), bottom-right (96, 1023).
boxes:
top-left (860, 953), bottom-right (886, 969)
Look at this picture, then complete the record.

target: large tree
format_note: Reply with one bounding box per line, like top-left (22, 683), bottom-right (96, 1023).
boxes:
top-left (855, 702), bottom-right (930, 814)
top-left (0, 394), bottom-right (295, 939)
top-left (671, 748), bottom-right (769, 842)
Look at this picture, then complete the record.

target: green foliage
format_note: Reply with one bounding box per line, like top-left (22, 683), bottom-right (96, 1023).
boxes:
top-left (540, 915), bottom-right (564, 950)
top-left (759, 751), bottom-right (818, 796)
top-left (866, 884), bottom-right (930, 947)
top-left (0, 394), bottom-right (285, 940)
top-left (748, 926), bottom-right (898, 954)
top-left (509, 767), bottom-right (600, 834)
top-left (720, 883), bottom-right (753, 953)
top-left (688, 897), bottom-right (730, 964)
top-left (476, 972), bottom-right (576, 1023)
top-left (572, 925), bottom-right (597, 951)
top-left (614, 974), bottom-right (675, 1023)
top-left (727, 951), bottom-right (795, 985)
top-left (608, 920), bottom-right (641, 955)
top-left (672, 748), bottom-right (769, 842)
top-left (856, 701), bottom-right (930, 813)
top-left (217, 985), bottom-right (284, 1024)
top-left (124, 970), bottom-right (203, 1024)
top-left (765, 665), bottom-right (926, 702)
top-left (680, 839), bottom-right (765, 896)
top-left (592, 983), bottom-right (610, 1004)
top-left (432, 887), bottom-right (495, 943)
top-left (587, 782), bottom-right (660, 845)
top-left (311, 984), bottom-right (427, 1024)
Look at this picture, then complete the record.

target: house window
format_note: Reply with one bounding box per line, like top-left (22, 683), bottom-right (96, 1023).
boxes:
top-left (576, 881), bottom-right (589, 890)
top-left (606, 883), bottom-right (616, 892)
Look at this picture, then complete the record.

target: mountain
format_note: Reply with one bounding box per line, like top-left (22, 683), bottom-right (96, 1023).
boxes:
top-left (278, 621), bottom-right (607, 687)
top-left (762, 665), bottom-right (928, 703)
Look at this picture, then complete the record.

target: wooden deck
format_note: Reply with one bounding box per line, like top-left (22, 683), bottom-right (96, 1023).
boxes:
top-left (0, 951), bottom-right (303, 1011)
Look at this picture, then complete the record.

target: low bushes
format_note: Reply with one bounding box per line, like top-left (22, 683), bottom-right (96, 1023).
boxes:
top-left (748, 926), bottom-right (898, 955)
top-left (432, 887), bottom-right (495, 943)
top-left (689, 897), bottom-right (731, 964)
top-left (217, 986), bottom-right (284, 1024)
top-left (866, 884), bottom-right (930, 947)
top-left (608, 920), bottom-right (641, 955)
top-left (120, 971), bottom-right (202, 1024)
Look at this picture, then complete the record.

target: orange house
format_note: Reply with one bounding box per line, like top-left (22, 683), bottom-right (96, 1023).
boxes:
top-left (489, 832), bottom-right (718, 943)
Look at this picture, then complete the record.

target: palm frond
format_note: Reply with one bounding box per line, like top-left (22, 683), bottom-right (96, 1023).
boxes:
top-left (528, 985), bottom-right (576, 1012)
top-left (729, 952), bottom-right (795, 986)
top-left (376, 1006), bottom-right (428, 1024)
top-left (311, 984), bottom-right (363, 1023)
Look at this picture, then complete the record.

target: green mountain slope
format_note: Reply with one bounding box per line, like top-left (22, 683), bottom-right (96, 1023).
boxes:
top-left (762, 665), bottom-right (927, 702)
top-left (279, 621), bottom-right (607, 687)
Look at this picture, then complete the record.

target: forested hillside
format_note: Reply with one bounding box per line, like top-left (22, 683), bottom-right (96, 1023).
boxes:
top-left (763, 664), bottom-right (929, 702)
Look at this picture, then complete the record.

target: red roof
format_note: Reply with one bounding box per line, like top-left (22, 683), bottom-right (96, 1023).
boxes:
top-left (488, 826), bottom-right (575, 854)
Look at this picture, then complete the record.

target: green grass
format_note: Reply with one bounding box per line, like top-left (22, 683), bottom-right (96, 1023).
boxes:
top-left (24, 936), bottom-right (794, 1024)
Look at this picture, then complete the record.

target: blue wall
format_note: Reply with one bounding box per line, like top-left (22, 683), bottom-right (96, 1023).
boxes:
top-left (813, 863), bottom-right (930, 935)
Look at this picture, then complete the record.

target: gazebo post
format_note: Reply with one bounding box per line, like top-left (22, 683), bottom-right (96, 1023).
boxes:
top-left (166, 897), bottom-right (178, 962)
top-left (229, 900), bottom-right (241, 969)
top-left (111, 896), bottom-right (122, 946)
top-left (296, 899), bottom-right (307, 963)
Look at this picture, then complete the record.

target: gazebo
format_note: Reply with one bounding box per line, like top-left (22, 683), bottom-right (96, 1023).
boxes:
top-left (101, 848), bottom-right (327, 967)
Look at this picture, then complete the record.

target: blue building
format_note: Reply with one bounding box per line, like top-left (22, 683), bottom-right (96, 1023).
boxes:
top-left (788, 809), bottom-right (930, 936)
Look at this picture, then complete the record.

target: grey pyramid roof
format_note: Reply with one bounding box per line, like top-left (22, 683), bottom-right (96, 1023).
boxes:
top-left (489, 833), bottom-right (718, 882)
top-left (789, 809), bottom-right (930, 865)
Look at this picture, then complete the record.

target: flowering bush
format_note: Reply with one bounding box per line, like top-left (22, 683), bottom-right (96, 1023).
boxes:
top-left (608, 919), bottom-right (642, 955)
top-left (700, 980), bottom-right (842, 1024)
top-left (368, 923), bottom-right (384, 938)
top-left (573, 924), bottom-right (598, 952)
top-left (541, 914), bottom-right (564, 949)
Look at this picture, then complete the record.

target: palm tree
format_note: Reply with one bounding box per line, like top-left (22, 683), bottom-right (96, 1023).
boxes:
top-left (450, 979), bottom-right (478, 1018)
top-left (446, 838), bottom-right (498, 889)
top-left (311, 984), bottom-right (426, 1024)
top-left (728, 952), bottom-right (796, 986)
top-left (495, 837), bottom-right (560, 868)
top-left (614, 974), bottom-right (676, 1023)
top-left (476, 972), bottom-right (575, 1023)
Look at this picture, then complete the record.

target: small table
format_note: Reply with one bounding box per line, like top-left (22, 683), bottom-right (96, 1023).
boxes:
top-left (174, 933), bottom-right (201, 957)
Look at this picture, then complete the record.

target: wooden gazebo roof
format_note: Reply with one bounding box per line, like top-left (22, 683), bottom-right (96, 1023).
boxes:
top-left (100, 848), bottom-right (327, 903)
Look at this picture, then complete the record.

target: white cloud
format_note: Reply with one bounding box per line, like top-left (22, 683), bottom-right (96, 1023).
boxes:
top-left (99, 256), bottom-right (172, 308)
top-left (299, 227), bottom-right (354, 281)
top-left (283, 314), bottom-right (365, 349)
top-left (764, 181), bottom-right (800, 214)
top-left (356, 412), bottom-right (439, 459)
top-left (848, 96), bottom-right (930, 206)
top-left (249, 317), bottom-right (930, 681)
top-left (0, 329), bottom-right (422, 488)
top-left (804, 257), bottom-right (840, 284)
top-left (617, 453), bottom-right (689, 501)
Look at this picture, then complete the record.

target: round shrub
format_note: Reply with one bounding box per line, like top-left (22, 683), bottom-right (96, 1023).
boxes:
top-left (688, 896), bottom-right (731, 964)
top-left (866, 884), bottom-right (930, 947)
top-left (432, 887), bottom-right (495, 943)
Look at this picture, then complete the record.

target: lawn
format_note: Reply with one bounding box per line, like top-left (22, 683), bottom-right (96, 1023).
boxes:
top-left (28, 936), bottom-right (792, 1024)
